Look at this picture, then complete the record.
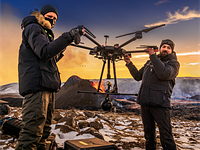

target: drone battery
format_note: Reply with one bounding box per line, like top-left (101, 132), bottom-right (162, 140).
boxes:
top-left (1, 118), bottom-right (23, 138)
top-left (64, 138), bottom-right (117, 150)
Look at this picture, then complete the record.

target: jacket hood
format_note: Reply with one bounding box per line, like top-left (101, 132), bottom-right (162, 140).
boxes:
top-left (21, 10), bottom-right (51, 29)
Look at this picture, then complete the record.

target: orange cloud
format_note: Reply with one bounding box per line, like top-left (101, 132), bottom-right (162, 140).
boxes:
top-left (0, 4), bottom-right (22, 85)
top-left (0, 4), bottom-right (89, 85)
top-left (145, 6), bottom-right (200, 27)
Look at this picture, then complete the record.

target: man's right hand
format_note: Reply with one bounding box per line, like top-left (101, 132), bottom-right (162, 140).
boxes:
top-left (69, 28), bottom-right (83, 44)
top-left (124, 54), bottom-right (131, 65)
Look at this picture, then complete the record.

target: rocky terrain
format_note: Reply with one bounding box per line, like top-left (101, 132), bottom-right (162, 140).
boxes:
top-left (0, 106), bottom-right (199, 150)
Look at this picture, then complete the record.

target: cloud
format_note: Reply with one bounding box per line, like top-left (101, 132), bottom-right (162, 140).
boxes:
top-left (176, 51), bottom-right (200, 56)
top-left (0, 3), bottom-right (88, 85)
top-left (186, 63), bottom-right (199, 66)
top-left (145, 6), bottom-right (200, 27)
top-left (181, 62), bottom-right (199, 67)
top-left (154, 0), bottom-right (169, 6)
top-left (132, 51), bottom-right (200, 58)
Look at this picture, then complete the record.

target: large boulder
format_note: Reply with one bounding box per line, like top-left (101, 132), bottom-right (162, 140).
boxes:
top-left (55, 75), bottom-right (106, 109)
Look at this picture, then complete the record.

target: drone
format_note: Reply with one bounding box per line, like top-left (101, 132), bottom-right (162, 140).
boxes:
top-left (71, 24), bottom-right (165, 111)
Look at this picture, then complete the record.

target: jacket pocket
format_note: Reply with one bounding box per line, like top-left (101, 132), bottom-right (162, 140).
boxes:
top-left (40, 59), bottom-right (61, 91)
top-left (149, 84), bottom-right (168, 106)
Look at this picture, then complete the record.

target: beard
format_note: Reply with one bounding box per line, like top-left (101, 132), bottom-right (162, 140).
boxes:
top-left (160, 50), bottom-right (169, 57)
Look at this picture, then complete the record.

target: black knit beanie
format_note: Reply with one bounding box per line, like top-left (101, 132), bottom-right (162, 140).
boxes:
top-left (40, 4), bottom-right (58, 17)
top-left (160, 39), bottom-right (175, 51)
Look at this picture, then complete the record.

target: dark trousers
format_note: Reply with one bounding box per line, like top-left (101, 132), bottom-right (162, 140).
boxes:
top-left (15, 91), bottom-right (55, 150)
top-left (141, 105), bottom-right (176, 150)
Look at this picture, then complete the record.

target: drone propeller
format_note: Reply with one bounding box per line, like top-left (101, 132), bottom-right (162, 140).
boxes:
top-left (115, 24), bottom-right (165, 38)
top-left (136, 45), bottom-right (158, 49)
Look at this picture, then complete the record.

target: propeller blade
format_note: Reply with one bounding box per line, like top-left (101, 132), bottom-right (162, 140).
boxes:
top-left (142, 24), bottom-right (165, 33)
top-left (115, 24), bottom-right (165, 38)
top-left (115, 31), bottom-right (136, 38)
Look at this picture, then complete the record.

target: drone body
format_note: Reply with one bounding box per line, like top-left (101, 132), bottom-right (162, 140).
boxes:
top-left (73, 24), bottom-right (165, 110)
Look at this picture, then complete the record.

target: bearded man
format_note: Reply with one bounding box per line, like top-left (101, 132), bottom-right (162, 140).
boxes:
top-left (124, 39), bottom-right (179, 150)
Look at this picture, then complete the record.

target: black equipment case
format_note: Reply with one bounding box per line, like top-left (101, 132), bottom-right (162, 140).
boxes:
top-left (64, 138), bottom-right (117, 150)
top-left (1, 118), bottom-right (23, 138)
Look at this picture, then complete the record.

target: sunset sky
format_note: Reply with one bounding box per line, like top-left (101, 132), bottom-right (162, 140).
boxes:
top-left (0, 0), bottom-right (199, 85)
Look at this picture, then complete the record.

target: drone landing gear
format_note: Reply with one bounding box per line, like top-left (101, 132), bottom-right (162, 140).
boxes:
top-left (98, 59), bottom-right (119, 111)
top-left (97, 58), bottom-right (118, 93)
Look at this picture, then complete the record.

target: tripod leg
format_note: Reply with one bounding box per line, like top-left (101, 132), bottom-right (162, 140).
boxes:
top-left (112, 60), bottom-right (118, 93)
top-left (98, 60), bottom-right (106, 92)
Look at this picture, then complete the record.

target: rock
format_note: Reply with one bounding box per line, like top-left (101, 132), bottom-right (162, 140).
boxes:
top-left (78, 120), bottom-right (90, 129)
top-left (52, 112), bottom-right (62, 121)
top-left (189, 95), bottom-right (200, 100)
top-left (75, 116), bottom-right (87, 121)
top-left (128, 120), bottom-right (137, 126)
top-left (84, 111), bottom-right (95, 118)
top-left (78, 127), bottom-right (104, 140)
top-left (64, 117), bottom-right (76, 128)
top-left (55, 125), bottom-right (77, 133)
top-left (89, 121), bottom-right (103, 130)
top-left (55, 75), bottom-right (106, 109)
top-left (0, 93), bottom-right (23, 107)
top-left (66, 110), bottom-right (76, 117)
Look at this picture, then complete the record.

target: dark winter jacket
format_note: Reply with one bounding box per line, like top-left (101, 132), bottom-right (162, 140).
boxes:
top-left (126, 52), bottom-right (180, 108)
top-left (18, 11), bottom-right (73, 96)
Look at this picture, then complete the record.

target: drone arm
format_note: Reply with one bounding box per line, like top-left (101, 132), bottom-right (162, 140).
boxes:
top-left (126, 50), bottom-right (145, 53)
top-left (117, 36), bottom-right (137, 49)
top-left (70, 44), bottom-right (94, 50)
top-left (84, 34), bottom-right (102, 47)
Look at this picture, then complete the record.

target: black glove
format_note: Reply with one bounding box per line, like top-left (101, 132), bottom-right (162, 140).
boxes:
top-left (0, 104), bottom-right (11, 116)
top-left (69, 28), bottom-right (81, 44)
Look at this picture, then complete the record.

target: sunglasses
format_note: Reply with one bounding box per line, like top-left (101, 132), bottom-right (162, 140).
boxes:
top-left (161, 40), bottom-right (174, 46)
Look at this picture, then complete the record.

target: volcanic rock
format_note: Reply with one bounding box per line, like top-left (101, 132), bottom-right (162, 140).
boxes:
top-left (84, 111), bottom-right (95, 118)
top-left (64, 117), bottom-right (76, 128)
top-left (78, 127), bottom-right (104, 140)
top-left (189, 94), bottom-right (200, 100)
top-left (52, 112), bottom-right (62, 121)
top-left (55, 124), bottom-right (77, 133)
top-left (75, 116), bottom-right (87, 120)
top-left (0, 93), bottom-right (23, 107)
top-left (2, 107), bottom-right (200, 150)
top-left (78, 120), bottom-right (90, 129)
top-left (89, 121), bottom-right (103, 130)
top-left (55, 75), bottom-right (106, 109)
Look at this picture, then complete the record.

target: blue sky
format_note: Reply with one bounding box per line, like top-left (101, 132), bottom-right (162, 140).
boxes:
top-left (0, 0), bottom-right (200, 85)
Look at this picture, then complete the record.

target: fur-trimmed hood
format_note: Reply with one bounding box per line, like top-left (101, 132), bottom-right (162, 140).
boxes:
top-left (21, 10), bottom-right (51, 29)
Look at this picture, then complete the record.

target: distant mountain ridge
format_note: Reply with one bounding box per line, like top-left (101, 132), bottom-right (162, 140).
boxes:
top-left (0, 77), bottom-right (200, 103)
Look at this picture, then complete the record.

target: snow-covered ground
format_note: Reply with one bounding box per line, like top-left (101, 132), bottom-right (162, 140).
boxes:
top-left (0, 107), bottom-right (200, 150)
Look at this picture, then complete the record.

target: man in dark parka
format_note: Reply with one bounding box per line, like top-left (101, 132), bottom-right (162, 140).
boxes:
top-left (16, 4), bottom-right (85, 150)
top-left (124, 39), bottom-right (180, 150)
